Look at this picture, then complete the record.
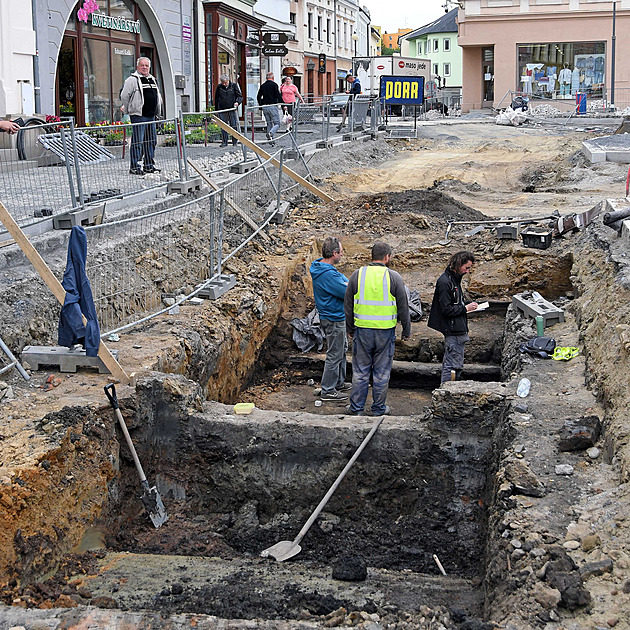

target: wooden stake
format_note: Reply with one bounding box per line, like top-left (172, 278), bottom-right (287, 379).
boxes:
top-left (186, 158), bottom-right (271, 242)
top-left (210, 115), bottom-right (335, 204)
top-left (0, 201), bottom-right (130, 384)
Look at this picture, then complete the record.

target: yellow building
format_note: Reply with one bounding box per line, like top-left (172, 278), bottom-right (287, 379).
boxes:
top-left (382, 28), bottom-right (413, 51)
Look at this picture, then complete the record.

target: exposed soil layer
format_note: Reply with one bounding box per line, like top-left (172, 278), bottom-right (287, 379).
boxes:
top-left (2, 123), bottom-right (630, 629)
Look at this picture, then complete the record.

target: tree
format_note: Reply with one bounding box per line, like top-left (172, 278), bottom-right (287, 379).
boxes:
top-left (381, 46), bottom-right (397, 56)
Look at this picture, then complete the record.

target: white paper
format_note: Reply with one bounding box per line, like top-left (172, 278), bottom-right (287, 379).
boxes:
top-left (471, 301), bottom-right (489, 312)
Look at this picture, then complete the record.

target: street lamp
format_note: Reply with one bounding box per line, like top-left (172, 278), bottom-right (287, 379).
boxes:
top-left (306, 58), bottom-right (316, 71)
top-left (352, 31), bottom-right (358, 57)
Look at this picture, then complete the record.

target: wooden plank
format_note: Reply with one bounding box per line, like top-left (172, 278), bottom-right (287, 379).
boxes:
top-left (0, 200), bottom-right (130, 384)
top-left (210, 115), bottom-right (335, 204)
top-left (186, 158), bottom-right (271, 242)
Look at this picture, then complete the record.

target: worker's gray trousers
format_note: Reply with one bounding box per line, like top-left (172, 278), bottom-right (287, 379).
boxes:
top-left (320, 318), bottom-right (348, 394)
top-left (441, 334), bottom-right (470, 383)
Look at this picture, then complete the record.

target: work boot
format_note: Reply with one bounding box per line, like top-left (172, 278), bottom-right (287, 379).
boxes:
top-left (321, 390), bottom-right (348, 401)
top-left (345, 404), bottom-right (363, 416)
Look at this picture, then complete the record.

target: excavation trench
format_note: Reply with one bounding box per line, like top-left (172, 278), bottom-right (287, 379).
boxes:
top-left (78, 245), bottom-right (574, 622)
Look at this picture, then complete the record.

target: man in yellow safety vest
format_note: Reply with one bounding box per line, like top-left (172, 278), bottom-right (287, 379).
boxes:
top-left (343, 242), bottom-right (410, 416)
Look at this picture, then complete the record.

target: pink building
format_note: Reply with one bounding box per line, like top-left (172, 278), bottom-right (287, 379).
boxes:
top-left (457, 0), bottom-right (630, 112)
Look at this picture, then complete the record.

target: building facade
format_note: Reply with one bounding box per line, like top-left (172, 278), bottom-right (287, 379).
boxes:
top-left (458, 0), bottom-right (630, 111)
top-left (335, 0), bottom-right (358, 90)
top-left (16, 0), bottom-right (197, 124)
top-left (382, 28), bottom-right (412, 52)
top-left (400, 9), bottom-right (461, 95)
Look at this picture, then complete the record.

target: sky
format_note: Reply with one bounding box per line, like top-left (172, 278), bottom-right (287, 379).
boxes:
top-left (363, 0), bottom-right (451, 34)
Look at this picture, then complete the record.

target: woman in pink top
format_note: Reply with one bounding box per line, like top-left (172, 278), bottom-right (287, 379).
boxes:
top-left (280, 76), bottom-right (305, 116)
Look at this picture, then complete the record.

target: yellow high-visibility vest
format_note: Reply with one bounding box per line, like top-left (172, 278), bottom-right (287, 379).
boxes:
top-left (353, 265), bottom-right (397, 329)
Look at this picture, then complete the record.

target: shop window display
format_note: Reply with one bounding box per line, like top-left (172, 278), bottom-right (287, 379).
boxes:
top-left (517, 42), bottom-right (605, 100)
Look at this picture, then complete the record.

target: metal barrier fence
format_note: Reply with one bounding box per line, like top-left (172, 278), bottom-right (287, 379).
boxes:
top-left (84, 190), bottom-right (218, 333)
top-left (0, 119), bottom-right (75, 227)
top-left (1, 100), bottom-right (382, 339)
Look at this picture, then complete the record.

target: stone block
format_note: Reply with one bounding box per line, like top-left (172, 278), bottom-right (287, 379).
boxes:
top-left (342, 132), bottom-right (361, 141)
top-left (264, 200), bottom-right (290, 225)
top-left (229, 160), bottom-right (257, 174)
top-left (512, 292), bottom-right (565, 327)
top-left (496, 224), bottom-right (520, 239)
top-left (21, 345), bottom-right (118, 374)
top-left (167, 178), bottom-right (202, 194)
top-left (197, 274), bottom-right (236, 300)
top-left (557, 415), bottom-right (601, 451)
top-left (52, 205), bottom-right (104, 230)
top-left (316, 139), bottom-right (333, 149)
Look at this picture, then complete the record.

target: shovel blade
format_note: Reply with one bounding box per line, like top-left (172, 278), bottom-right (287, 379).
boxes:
top-left (260, 540), bottom-right (302, 562)
top-left (141, 485), bottom-right (168, 529)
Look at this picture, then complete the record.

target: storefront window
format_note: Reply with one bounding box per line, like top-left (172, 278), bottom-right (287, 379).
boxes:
top-left (517, 42), bottom-right (605, 100)
top-left (245, 45), bottom-right (260, 108)
top-left (83, 38), bottom-right (112, 124)
top-left (218, 35), bottom-right (238, 82)
top-left (111, 43), bottom-right (135, 121)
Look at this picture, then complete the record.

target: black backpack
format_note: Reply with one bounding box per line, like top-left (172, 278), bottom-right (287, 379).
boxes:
top-left (518, 336), bottom-right (556, 359)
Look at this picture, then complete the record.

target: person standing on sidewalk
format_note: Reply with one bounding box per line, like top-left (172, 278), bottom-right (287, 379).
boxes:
top-left (257, 72), bottom-right (282, 145)
top-left (214, 74), bottom-right (242, 147)
top-left (120, 57), bottom-right (163, 174)
top-left (310, 237), bottom-right (350, 401)
top-left (427, 250), bottom-right (478, 384)
top-left (280, 76), bottom-right (305, 116)
top-left (344, 242), bottom-right (410, 416)
top-left (337, 73), bottom-right (361, 132)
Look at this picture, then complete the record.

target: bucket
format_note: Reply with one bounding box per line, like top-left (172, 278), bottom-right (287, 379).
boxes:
top-left (576, 93), bottom-right (587, 115)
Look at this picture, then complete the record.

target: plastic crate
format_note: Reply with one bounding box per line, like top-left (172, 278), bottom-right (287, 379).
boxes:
top-left (521, 227), bottom-right (552, 249)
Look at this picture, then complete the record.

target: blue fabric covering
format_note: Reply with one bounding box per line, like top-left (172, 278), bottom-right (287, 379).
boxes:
top-left (58, 226), bottom-right (101, 357)
top-left (309, 258), bottom-right (348, 321)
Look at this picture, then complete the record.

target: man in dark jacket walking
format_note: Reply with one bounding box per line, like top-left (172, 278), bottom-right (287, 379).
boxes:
top-left (214, 74), bottom-right (242, 147)
top-left (310, 237), bottom-right (350, 401)
top-left (427, 251), bottom-right (478, 383)
top-left (256, 72), bottom-right (282, 144)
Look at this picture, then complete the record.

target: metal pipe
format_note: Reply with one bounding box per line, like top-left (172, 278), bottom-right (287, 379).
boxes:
top-left (69, 120), bottom-right (85, 208)
top-left (611, 1), bottom-right (617, 108)
top-left (60, 126), bottom-right (78, 209)
top-left (0, 336), bottom-right (30, 381)
top-left (179, 110), bottom-right (190, 180)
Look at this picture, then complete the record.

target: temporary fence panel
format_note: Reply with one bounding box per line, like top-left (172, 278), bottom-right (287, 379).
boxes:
top-left (75, 118), bottom-right (182, 206)
top-left (182, 109), bottom-right (247, 169)
top-left (84, 191), bottom-right (218, 334)
top-left (292, 100), bottom-right (327, 147)
top-left (0, 120), bottom-right (77, 229)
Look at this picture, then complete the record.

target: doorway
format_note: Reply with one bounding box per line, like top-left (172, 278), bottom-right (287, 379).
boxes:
top-left (57, 36), bottom-right (78, 120)
top-left (482, 47), bottom-right (494, 107)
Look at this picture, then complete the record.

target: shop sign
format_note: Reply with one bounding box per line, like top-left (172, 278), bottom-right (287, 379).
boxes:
top-left (337, 69), bottom-right (349, 79)
top-left (262, 45), bottom-right (288, 57)
top-left (114, 47), bottom-right (133, 56)
top-left (379, 75), bottom-right (425, 105)
top-left (262, 32), bottom-right (288, 45)
top-left (182, 16), bottom-right (192, 42)
top-left (91, 12), bottom-right (141, 34)
top-left (282, 67), bottom-right (298, 76)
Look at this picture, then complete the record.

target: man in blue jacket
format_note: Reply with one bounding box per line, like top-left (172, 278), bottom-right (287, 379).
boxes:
top-left (309, 237), bottom-right (350, 401)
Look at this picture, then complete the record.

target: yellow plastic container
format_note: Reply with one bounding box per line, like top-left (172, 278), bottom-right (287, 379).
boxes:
top-left (234, 402), bottom-right (255, 415)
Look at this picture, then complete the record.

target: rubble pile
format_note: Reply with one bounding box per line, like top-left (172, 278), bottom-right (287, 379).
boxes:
top-left (530, 104), bottom-right (563, 117)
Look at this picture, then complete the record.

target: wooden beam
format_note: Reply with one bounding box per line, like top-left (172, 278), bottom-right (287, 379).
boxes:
top-left (210, 115), bottom-right (335, 204)
top-left (0, 201), bottom-right (130, 384)
top-left (186, 158), bottom-right (271, 242)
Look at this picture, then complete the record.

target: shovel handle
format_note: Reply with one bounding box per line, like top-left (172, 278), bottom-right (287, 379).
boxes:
top-left (292, 415), bottom-right (384, 548)
top-left (104, 384), bottom-right (148, 485)
top-left (104, 383), bottom-right (119, 409)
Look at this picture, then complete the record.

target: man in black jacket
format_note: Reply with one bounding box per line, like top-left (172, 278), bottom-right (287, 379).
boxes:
top-left (427, 251), bottom-right (478, 383)
top-left (256, 72), bottom-right (282, 144)
top-left (214, 74), bottom-right (242, 147)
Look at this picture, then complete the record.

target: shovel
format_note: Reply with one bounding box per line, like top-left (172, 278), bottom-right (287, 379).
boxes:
top-left (104, 384), bottom-right (168, 529)
top-left (261, 415), bottom-right (384, 562)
